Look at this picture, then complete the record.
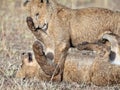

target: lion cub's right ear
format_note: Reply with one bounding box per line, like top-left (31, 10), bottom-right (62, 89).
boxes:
top-left (23, 0), bottom-right (30, 6)
top-left (23, 0), bottom-right (31, 11)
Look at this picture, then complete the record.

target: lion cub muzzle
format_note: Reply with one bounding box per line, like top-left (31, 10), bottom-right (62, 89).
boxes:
top-left (37, 23), bottom-right (48, 31)
top-left (26, 16), bottom-right (48, 31)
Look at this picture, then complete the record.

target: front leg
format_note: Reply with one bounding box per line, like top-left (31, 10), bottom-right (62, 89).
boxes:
top-left (33, 41), bottom-right (60, 77)
top-left (26, 17), bottom-right (60, 76)
top-left (53, 42), bottom-right (70, 81)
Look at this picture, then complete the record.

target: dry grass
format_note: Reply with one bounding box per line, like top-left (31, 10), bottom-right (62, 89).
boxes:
top-left (0, 0), bottom-right (120, 90)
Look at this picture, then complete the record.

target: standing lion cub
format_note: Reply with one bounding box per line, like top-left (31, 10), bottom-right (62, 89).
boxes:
top-left (24, 0), bottom-right (120, 81)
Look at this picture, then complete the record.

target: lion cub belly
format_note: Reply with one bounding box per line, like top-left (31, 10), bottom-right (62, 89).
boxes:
top-left (63, 48), bottom-right (95, 83)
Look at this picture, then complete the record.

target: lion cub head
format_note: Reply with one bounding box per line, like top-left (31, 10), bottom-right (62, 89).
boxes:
top-left (16, 52), bottom-right (40, 79)
top-left (24, 0), bottom-right (56, 57)
top-left (24, 0), bottom-right (52, 31)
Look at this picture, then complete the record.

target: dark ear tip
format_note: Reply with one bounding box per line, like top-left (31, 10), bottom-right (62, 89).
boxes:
top-left (41, 0), bottom-right (44, 3)
top-left (22, 52), bottom-right (25, 55)
top-left (46, 0), bottom-right (49, 3)
top-left (28, 52), bottom-right (33, 62)
top-left (28, 52), bottom-right (32, 56)
top-left (23, 0), bottom-right (29, 6)
top-left (109, 51), bottom-right (116, 62)
top-left (26, 17), bottom-right (33, 22)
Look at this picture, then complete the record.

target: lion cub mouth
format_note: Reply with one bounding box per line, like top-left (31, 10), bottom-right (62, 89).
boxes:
top-left (36, 23), bottom-right (48, 31)
top-left (26, 17), bottom-right (48, 31)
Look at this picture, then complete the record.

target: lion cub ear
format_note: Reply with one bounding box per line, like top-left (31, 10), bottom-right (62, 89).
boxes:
top-left (23, 0), bottom-right (30, 6)
top-left (46, 0), bottom-right (49, 4)
top-left (42, 0), bottom-right (49, 4)
top-left (23, 0), bottom-right (31, 11)
top-left (40, 0), bottom-right (43, 3)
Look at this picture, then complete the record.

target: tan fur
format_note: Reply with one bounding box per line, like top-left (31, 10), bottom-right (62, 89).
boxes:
top-left (64, 49), bottom-right (120, 86)
top-left (90, 60), bottom-right (120, 86)
top-left (16, 49), bottom-right (95, 83)
top-left (16, 50), bottom-right (120, 86)
top-left (64, 33), bottom-right (120, 86)
top-left (25, 0), bottom-right (120, 79)
top-left (16, 51), bottom-right (61, 81)
top-left (16, 52), bottom-right (50, 81)
top-left (16, 33), bottom-right (120, 85)
top-left (63, 48), bottom-right (95, 84)
top-left (16, 47), bottom-right (113, 85)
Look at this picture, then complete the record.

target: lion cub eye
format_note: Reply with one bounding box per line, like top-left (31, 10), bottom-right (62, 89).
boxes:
top-left (36, 13), bottom-right (39, 17)
top-left (35, 13), bottom-right (39, 20)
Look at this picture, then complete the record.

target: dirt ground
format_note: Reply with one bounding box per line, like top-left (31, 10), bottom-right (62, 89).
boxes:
top-left (0, 0), bottom-right (120, 90)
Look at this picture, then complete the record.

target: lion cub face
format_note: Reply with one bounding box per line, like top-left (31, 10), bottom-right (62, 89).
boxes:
top-left (24, 0), bottom-right (50, 31)
top-left (16, 52), bottom-right (40, 79)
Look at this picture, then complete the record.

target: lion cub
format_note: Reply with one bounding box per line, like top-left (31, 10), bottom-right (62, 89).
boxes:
top-left (16, 33), bottom-right (120, 85)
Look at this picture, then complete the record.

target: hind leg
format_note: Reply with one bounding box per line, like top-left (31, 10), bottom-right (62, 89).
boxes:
top-left (77, 40), bottom-right (110, 58)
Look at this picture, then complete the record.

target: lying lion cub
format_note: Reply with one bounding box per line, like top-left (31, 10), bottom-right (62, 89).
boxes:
top-left (16, 33), bottom-right (120, 85)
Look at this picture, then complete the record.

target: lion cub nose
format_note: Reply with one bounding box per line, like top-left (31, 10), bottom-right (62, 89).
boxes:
top-left (46, 52), bottom-right (54, 60)
top-left (28, 52), bottom-right (33, 62)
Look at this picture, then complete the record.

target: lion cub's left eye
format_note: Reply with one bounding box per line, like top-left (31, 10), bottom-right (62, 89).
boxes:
top-left (35, 13), bottom-right (39, 20)
top-left (36, 13), bottom-right (39, 17)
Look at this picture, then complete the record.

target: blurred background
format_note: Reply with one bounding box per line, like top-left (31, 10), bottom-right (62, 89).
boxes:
top-left (58, 0), bottom-right (120, 9)
top-left (0, 0), bottom-right (120, 89)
